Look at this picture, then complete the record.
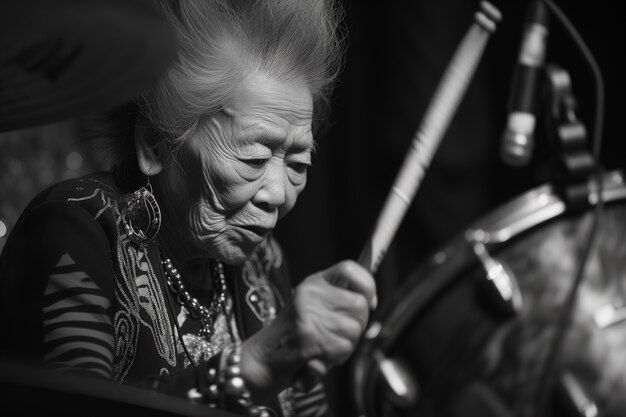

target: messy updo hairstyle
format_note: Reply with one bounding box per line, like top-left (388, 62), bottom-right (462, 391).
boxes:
top-left (88, 0), bottom-right (346, 184)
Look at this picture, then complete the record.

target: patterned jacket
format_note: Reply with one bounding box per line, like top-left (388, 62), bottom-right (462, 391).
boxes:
top-left (0, 172), bottom-right (330, 417)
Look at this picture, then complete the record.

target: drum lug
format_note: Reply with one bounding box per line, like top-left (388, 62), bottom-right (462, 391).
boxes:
top-left (554, 372), bottom-right (599, 417)
top-left (470, 240), bottom-right (523, 317)
top-left (373, 350), bottom-right (419, 409)
top-left (593, 302), bottom-right (626, 329)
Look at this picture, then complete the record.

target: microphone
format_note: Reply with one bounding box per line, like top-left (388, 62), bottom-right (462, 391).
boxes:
top-left (501, 0), bottom-right (549, 166)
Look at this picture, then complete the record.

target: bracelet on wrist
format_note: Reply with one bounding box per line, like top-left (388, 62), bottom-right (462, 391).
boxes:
top-left (190, 342), bottom-right (274, 417)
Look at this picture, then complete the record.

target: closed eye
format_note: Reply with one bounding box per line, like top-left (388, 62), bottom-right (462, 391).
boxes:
top-left (244, 159), bottom-right (269, 169)
top-left (288, 162), bottom-right (309, 175)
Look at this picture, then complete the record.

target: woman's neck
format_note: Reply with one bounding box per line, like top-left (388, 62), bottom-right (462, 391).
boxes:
top-left (157, 234), bottom-right (214, 293)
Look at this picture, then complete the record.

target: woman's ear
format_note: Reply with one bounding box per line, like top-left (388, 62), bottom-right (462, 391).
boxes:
top-left (135, 118), bottom-right (165, 176)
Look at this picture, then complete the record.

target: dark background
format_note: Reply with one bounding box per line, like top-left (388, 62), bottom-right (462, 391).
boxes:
top-left (0, 0), bottom-right (624, 416)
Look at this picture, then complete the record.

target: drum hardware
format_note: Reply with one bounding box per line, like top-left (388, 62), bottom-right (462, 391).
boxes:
top-left (534, 39), bottom-right (609, 413)
top-left (372, 350), bottom-right (419, 409)
top-left (591, 170), bottom-right (626, 330)
top-left (460, 185), bottom-right (568, 245)
top-left (467, 236), bottom-right (523, 318)
top-left (592, 302), bottom-right (626, 330)
top-left (354, 323), bottom-right (420, 411)
top-left (351, 1), bottom-right (622, 415)
top-left (554, 372), bottom-right (599, 417)
top-left (351, 169), bottom-right (626, 417)
top-left (532, 0), bottom-right (605, 216)
top-left (473, 172), bottom-right (624, 247)
top-left (588, 171), bottom-right (624, 203)
top-left (544, 64), bottom-right (597, 213)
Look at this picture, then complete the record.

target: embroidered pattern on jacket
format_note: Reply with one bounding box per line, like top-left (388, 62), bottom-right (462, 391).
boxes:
top-left (66, 179), bottom-right (177, 382)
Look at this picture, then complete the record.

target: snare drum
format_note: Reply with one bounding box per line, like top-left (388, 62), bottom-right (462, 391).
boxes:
top-left (352, 171), bottom-right (626, 417)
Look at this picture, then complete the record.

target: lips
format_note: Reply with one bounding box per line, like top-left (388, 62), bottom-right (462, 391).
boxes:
top-left (236, 224), bottom-right (273, 237)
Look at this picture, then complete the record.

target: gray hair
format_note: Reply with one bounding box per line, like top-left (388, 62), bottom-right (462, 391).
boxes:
top-left (143, 0), bottom-right (345, 148)
top-left (87, 0), bottom-right (346, 173)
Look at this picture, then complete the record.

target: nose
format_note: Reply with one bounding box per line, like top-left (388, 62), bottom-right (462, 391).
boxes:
top-left (254, 158), bottom-right (287, 209)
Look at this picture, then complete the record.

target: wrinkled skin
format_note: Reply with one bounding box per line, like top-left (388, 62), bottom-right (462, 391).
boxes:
top-left (139, 72), bottom-right (376, 399)
top-left (155, 74), bottom-right (314, 265)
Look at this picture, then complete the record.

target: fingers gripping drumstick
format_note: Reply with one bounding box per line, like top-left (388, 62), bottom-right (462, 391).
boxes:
top-left (358, 2), bottom-right (502, 275)
top-left (299, 2), bottom-right (502, 390)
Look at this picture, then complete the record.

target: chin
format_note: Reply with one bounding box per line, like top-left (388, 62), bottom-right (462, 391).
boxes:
top-left (194, 227), bottom-right (263, 265)
top-left (202, 239), bottom-right (259, 266)
top-left (217, 249), bottom-right (255, 266)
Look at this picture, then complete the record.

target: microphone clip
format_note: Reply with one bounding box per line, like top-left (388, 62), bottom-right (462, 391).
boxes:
top-left (544, 64), bottom-right (597, 211)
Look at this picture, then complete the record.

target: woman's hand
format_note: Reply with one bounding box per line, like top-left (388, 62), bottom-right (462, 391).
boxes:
top-left (240, 260), bottom-right (377, 400)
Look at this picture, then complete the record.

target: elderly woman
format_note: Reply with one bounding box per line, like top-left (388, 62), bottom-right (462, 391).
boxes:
top-left (0, 0), bottom-right (376, 416)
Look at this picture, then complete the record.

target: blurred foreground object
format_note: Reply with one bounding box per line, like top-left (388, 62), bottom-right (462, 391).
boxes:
top-left (0, 358), bottom-right (237, 417)
top-left (0, 0), bottom-right (177, 132)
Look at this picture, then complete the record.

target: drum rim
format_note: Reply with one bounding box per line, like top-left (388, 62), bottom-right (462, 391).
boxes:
top-left (469, 170), bottom-right (626, 244)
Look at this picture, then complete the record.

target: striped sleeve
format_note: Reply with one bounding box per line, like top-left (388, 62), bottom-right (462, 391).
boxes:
top-left (42, 251), bottom-right (114, 378)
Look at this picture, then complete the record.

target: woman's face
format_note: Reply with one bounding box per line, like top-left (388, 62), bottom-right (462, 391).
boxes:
top-left (159, 73), bottom-right (315, 264)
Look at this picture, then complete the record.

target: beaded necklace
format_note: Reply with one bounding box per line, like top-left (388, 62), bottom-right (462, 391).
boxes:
top-left (162, 258), bottom-right (227, 341)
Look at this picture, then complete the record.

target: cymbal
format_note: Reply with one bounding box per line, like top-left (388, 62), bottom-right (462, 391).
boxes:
top-left (0, 359), bottom-right (237, 417)
top-left (0, 0), bottom-right (177, 133)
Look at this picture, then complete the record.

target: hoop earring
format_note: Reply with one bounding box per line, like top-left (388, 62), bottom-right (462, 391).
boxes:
top-left (120, 178), bottom-right (161, 245)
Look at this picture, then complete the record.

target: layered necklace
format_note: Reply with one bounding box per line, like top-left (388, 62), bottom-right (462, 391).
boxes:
top-left (162, 257), bottom-right (227, 342)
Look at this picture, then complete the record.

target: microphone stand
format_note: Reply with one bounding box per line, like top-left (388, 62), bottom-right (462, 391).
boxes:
top-left (532, 62), bottom-right (604, 417)
top-left (518, 2), bottom-right (611, 415)
top-left (543, 64), bottom-right (597, 211)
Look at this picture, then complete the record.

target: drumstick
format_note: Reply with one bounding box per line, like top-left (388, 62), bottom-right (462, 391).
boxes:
top-left (299, 1), bottom-right (502, 391)
top-left (358, 1), bottom-right (502, 275)
top-left (348, 1), bottom-right (503, 406)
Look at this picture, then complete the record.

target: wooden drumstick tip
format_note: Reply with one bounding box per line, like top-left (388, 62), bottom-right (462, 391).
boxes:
top-left (475, 1), bottom-right (502, 33)
top-left (480, 1), bottom-right (502, 22)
